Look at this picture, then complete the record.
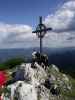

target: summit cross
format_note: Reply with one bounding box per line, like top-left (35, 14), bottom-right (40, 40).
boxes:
top-left (32, 16), bottom-right (52, 54)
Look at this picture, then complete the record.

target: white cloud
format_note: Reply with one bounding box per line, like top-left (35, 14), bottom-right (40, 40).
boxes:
top-left (0, 23), bottom-right (34, 48)
top-left (44, 0), bottom-right (75, 47)
top-left (0, 0), bottom-right (75, 48)
top-left (0, 23), bottom-right (32, 33)
top-left (44, 0), bottom-right (75, 31)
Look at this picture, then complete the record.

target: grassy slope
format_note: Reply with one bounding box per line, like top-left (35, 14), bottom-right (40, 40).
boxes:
top-left (0, 58), bottom-right (25, 70)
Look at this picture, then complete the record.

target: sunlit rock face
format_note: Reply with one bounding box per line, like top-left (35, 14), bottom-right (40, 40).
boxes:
top-left (4, 63), bottom-right (73, 100)
top-left (50, 64), bottom-right (59, 72)
top-left (8, 81), bottom-right (37, 100)
top-left (6, 63), bottom-right (47, 100)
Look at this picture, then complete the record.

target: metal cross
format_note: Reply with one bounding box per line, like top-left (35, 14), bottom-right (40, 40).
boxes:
top-left (32, 16), bottom-right (52, 54)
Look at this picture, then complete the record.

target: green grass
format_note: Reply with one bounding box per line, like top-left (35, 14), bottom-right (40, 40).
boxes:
top-left (0, 63), bottom-right (6, 70)
top-left (0, 57), bottom-right (25, 70)
top-left (61, 77), bottom-right (75, 98)
top-left (48, 65), bottom-right (75, 99)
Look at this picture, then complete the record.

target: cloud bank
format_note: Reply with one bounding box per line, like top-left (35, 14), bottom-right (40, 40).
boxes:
top-left (0, 0), bottom-right (75, 48)
top-left (0, 23), bottom-right (34, 48)
top-left (44, 0), bottom-right (75, 47)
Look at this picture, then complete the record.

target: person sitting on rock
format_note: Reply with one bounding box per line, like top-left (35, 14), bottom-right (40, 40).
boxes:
top-left (6, 67), bottom-right (25, 86)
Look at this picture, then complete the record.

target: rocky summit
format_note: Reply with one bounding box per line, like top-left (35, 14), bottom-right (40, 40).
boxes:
top-left (2, 62), bottom-right (75, 100)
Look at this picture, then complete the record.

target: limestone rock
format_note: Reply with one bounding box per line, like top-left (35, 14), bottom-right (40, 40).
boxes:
top-left (51, 64), bottom-right (59, 72)
top-left (3, 62), bottom-right (73, 100)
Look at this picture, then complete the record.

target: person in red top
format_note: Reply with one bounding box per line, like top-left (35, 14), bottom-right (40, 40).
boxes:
top-left (0, 71), bottom-right (7, 100)
top-left (0, 71), bottom-right (7, 86)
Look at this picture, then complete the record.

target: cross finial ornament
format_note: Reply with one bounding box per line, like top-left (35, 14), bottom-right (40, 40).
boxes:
top-left (32, 16), bottom-right (52, 54)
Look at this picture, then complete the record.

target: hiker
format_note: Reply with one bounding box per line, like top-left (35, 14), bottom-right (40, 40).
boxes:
top-left (0, 71), bottom-right (7, 87)
top-left (6, 67), bottom-right (25, 86)
top-left (31, 51), bottom-right (49, 69)
top-left (31, 51), bottom-right (41, 68)
top-left (0, 71), bottom-right (8, 100)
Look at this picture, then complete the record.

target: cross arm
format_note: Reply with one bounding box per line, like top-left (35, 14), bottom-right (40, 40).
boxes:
top-left (32, 27), bottom-right (52, 33)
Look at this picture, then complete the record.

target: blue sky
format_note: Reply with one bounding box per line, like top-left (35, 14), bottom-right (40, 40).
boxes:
top-left (0, 0), bottom-right (65, 26)
top-left (0, 0), bottom-right (75, 48)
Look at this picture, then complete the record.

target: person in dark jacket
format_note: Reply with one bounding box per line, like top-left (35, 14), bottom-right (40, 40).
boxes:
top-left (6, 67), bottom-right (25, 86)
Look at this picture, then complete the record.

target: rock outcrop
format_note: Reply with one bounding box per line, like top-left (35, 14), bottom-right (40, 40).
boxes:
top-left (3, 63), bottom-right (74, 100)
